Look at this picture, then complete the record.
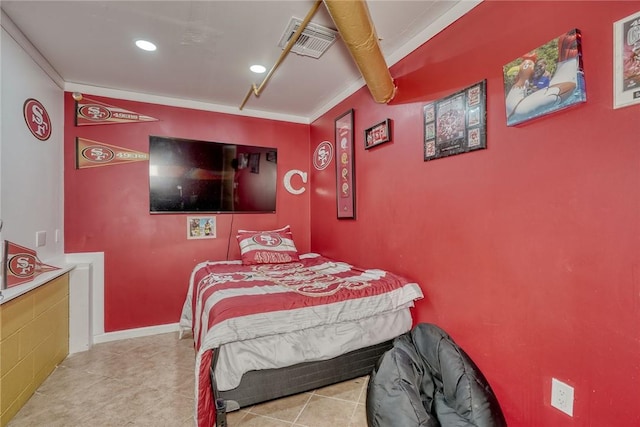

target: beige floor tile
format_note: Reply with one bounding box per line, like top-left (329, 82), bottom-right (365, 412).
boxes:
top-left (127, 392), bottom-right (195, 426)
top-left (235, 412), bottom-right (294, 426)
top-left (313, 376), bottom-right (366, 402)
top-left (7, 332), bottom-right (369, 427)
top-left (33, 366), bottom-right (110, 406)
top-left (143, 341), bottom-right (196, 371)
top-left (248, 392), bottom-right (311, 422)
top-left (358, 377), bottom-right (370, 404)
top-left (7, 392), bottom-right (92, 427)
top-left (226, 408), bottom-right (250, 424)
top-left (350, 403), bottom-right (369, 427)
top-left (83, 350), bottom-right (158, 379)
top-left (294, 395), bottom-right (357, 427)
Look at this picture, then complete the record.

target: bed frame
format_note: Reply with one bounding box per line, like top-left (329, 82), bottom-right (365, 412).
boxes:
top-left (210, 339), bottom-right (393, 416)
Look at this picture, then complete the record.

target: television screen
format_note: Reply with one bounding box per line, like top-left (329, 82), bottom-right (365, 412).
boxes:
top-left (149, 136), bottom-right (277, 213)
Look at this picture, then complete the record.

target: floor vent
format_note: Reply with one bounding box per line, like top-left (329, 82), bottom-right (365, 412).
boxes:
top-left (278, 17), bottom-right (338, 59)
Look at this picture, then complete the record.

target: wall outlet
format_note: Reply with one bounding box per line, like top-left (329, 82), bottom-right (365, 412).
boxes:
top-left (551, 378), bottom-right (574, 416)
top-left (36, 231), bottom-right (47, 247)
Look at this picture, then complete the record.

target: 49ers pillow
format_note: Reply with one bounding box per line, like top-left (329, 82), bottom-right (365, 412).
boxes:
top-left (237, 226), bottom-right (299, 265)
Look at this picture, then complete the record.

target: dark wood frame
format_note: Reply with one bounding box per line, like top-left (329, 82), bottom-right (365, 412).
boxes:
top-left (335, 109), bottom-right (355, 219)
top-left (364, 119), bottom-right (391, 149)
top-left (423, 80), bottom-right (487, 161)
top-left (248, 152), bottom-right (260, 174)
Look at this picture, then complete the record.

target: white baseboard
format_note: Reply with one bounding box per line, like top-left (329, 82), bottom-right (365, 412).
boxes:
top-left (93, 322), bottom-right (181, 344)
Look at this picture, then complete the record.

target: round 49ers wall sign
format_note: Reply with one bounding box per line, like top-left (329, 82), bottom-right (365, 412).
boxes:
top-left (23, 98), bottom-right (52, 141)
top-left (313, 141), bottom-right (333, 170)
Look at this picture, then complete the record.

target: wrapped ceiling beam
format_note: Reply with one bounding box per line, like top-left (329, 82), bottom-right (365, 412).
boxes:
top-left (324, 0), bottom-right (396, 104)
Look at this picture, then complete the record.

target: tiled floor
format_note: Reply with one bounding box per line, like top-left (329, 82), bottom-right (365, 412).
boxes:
top-left (8, 332), bottom-right (370, 427)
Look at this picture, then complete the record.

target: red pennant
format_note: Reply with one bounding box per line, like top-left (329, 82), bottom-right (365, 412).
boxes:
top-left (3, 241), bottom-right (60, 289)
top-left (76, 137), bottom-right (149, 169)
top-left (75, 96), bottom-right (158, 126)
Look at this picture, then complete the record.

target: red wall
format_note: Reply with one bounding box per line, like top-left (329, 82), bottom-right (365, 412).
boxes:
top-left (310, 1), bottom-right (638, 426)
top-left (64, 94), bottom-right (310, 332)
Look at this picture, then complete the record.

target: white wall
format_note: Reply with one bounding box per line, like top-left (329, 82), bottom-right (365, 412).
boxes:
top-left (1, 22), bottom-right (64, 262)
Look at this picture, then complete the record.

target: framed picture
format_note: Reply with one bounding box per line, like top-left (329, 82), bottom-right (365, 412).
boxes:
top-left (335, 109), bottom-right (355, 219)
top-left (237, 153), bottom-right (249, 169)
top-left (503, 28), bottom-right (586, 126)
top-left (423, 80), bottom-right (487, 161)
top-left (266, 150), bottom-right (277, 162)
top-left (187, 216), bottom-right (216, 239)
top-left (364, 119), bottom-right (391, 149)
top-left (249, 152), bottom-right (260, 174)
top-left (613, 11), bottom-right (640, 109)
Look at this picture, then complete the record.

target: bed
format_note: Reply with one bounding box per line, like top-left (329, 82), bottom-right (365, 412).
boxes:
top-left (179, 227), bottom-right (424, 427)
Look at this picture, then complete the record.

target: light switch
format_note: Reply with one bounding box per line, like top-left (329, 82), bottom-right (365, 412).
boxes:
top-left (36, 231), bottom-right (46, 247)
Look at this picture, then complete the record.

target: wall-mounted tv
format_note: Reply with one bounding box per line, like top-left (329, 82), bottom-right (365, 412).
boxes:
top-left (149, 136), bottom-right (277, 213)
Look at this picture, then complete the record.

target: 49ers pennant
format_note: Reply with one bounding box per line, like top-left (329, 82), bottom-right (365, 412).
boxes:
top-left (76, 137), bottom-right (149, 169)
top-left (2, 241), bottom-right (60, 289)
top-left (75, 96), bottom-right (158, 126)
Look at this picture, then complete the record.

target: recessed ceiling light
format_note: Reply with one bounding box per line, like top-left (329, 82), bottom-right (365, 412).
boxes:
top-left (250, 65), bottom-right (266, 74)
top-left (135, 40), bottom-right (157, 52)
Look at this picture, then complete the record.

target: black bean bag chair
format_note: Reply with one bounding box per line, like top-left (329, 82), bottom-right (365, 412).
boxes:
top-left (366, 323), bottom-right (507, 427)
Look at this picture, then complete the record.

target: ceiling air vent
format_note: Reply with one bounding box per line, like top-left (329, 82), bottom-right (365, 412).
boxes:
top-left (278, 17), bottom-right (338, 59)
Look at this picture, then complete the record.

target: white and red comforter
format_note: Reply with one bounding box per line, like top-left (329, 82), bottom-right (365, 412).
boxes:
top-left (180, 253), bottom-right (423, 427)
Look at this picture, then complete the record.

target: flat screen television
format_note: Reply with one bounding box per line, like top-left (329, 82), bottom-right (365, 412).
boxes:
top-left (149, 136), bottom-right (277, 213)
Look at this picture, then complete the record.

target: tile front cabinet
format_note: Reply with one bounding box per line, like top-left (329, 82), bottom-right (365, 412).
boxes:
top-left (0, 273), bottom-right (69, 426)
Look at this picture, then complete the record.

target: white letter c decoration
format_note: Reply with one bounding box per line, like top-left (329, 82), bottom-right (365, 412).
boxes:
top-left (284, 169), bottom-right (308, 195)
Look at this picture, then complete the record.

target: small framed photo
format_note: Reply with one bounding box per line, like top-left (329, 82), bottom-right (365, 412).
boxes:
top-left (266, 150), bottom-right (277, 162)
top-left (364, 119), bottom-right (391, 149)
top-left (187, 216), bottom-right (216, 239)
top-left (249, 152), bottom-right (260, 174)
top-left (613, 10), bottom-right (640, 109)
top-left (237, 153), bottom-right (249, 169)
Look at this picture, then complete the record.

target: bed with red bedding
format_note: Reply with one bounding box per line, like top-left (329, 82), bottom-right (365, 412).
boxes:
top-left (180, 252), bottom-right (423, 427)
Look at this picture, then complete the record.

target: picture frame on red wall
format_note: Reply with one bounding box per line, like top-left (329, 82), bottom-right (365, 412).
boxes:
top-left (249, 152), bottom-right (260, 174)
top-left (423, 80), bottom-right (487, 161)
top-left (613, 11), bottom-right (640, 109)
top-left (364, 119), bottom-right (391, 150)
top-left (187, 216), bottom-right (217, 239)
top-left (335, 109), bottom-right (355, 219)
top-left (502, 28), bottom-right (586, 126)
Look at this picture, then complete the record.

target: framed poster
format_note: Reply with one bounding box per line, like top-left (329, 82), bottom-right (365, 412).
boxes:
top-left (187, 216), bottom-right (216, 239)
top-left (364, 119), bottom-right (391, 149)
top-left (249, 152), bottom-right (260, 174)
top-left (503, 28), bottom-right (586, 125)
top-left (423, 80), bottom-right (487, 161)
top-left (335, 109), bottom-right (355, 219)
top-left (237, 153), bottom-right (249, 169)
top-left (613, 11), bottom-right (640, 109)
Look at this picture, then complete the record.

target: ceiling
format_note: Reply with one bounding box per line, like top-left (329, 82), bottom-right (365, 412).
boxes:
top-left (1, 1), bottom-right (479, 123)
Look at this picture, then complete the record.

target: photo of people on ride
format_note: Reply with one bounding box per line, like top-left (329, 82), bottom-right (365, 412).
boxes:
top-left (503, 28), bottom-right (586, 126)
